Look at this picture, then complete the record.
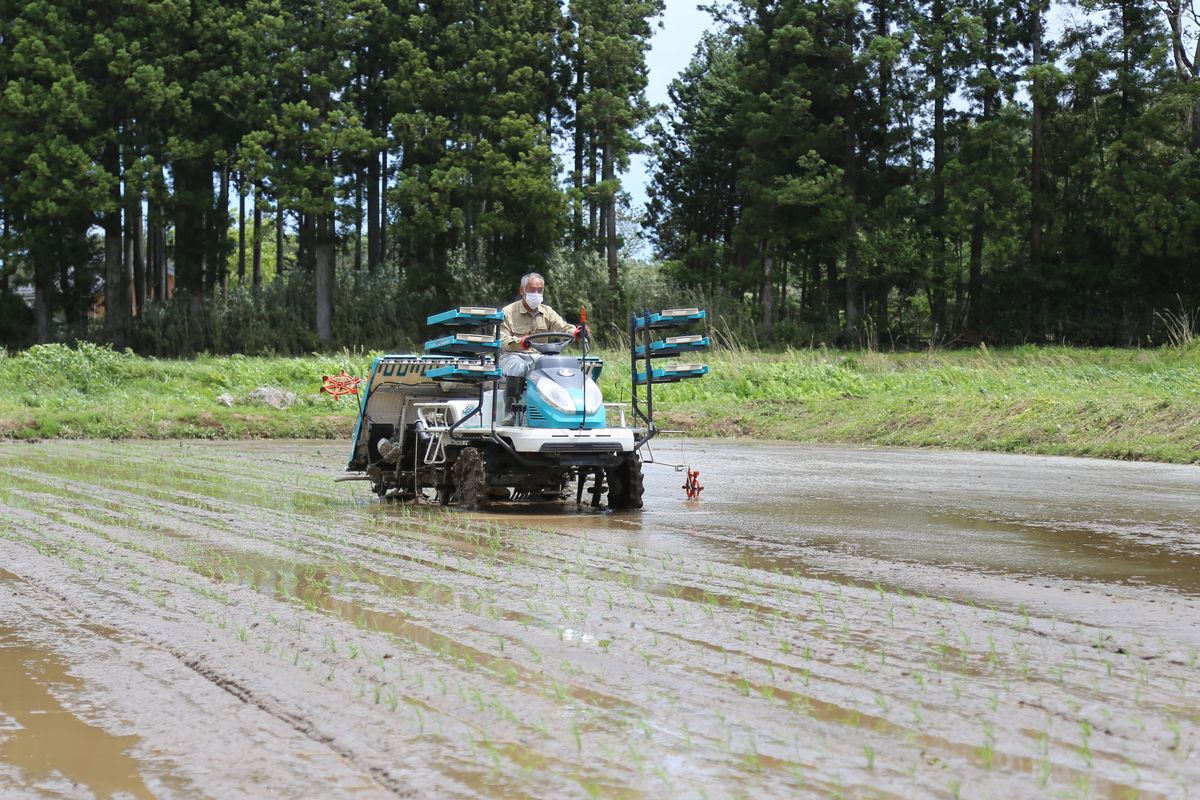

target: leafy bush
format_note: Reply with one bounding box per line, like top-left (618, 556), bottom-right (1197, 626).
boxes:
top-left (0, 341), bottom-right (133, 392)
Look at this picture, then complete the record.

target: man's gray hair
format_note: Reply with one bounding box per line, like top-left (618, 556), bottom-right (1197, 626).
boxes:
top-left (520, 272), bottom-right (545, 292)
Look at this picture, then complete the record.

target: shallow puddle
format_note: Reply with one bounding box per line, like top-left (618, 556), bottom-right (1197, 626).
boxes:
top-left (0, 626), bottom-right (155, 799)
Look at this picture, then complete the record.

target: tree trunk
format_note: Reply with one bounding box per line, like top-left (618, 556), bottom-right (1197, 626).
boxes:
top-left (276, 204), bottom-right (285, 276)
top-left (1163, 0), bottom-right (1200, 150)
top-left (967, 216), bottom-right (984, 331)
top-left (73, 222), bottom-right (89, 329)
top-left (588, 133), bottom-right (598, 241)
top-left (173, 156), bottom-right (208, 299)
top-left (379, 147), bottom-right (388, 266)
top-left (825, 258), bottom-right (840, 326)
top-left (780, 255), bottom-right (788, 310)
top-left (602, 137), bottom-right (617, 290)
top-left (146, 198), bottom-right (158, 302)
top-left (123, 199), bottom-right (133, 315)
top-left (300, 212), bottom-right (317, 272)
top-left (761, 235), bottom-right (776, 334)
top-left (237, 171), bottom-right (246, 282)
top-left (573, 35), bottom-right (585, 253)
top-left (132, 186), bottom-right (144, 316)
top-left (1029, 3), bottom-right (1045, 335)
top-left (147, 164), bottom-right (166, 302)
top-left (148, 210), bottom-right (160, 303)
top-left (0, 211), bottom-right (9, 296)
top-left (464, 191), bottom-right (477, 271)
top-left (367, 149), bottom-right (380, 270)
top-left (315, 212), bottom-right (335, 347)
top-left (876, 0), bottom-right (890, 179)
top-left (157, 205), bottom-right (168, 302)
top-left (104, 139), bottom-right (127, 348)
top-left (252, 184), bottom-right (263, 288)
top-left (930, 0), bottom-right (948, 333)
top-left (354, 166), bottom-right (363, 272)
top-left (215, 165), bottom-right (229, 291)
top-left (967, 10), bottom-right (999, 334)
top-left (843, 55), bottom-right (861, 332)
top-left (872, 0), bottom-right (891, 332)
top-left (297, 212), bottom-right (307, 272)
top-left (61, 225), bottom-right (79, 331)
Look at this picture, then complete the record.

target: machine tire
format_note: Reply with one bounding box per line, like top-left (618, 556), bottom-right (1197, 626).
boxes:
top-left (451, 447), bottom-right (491, 511)
top-left (605, 454), bottom-right (644, 510)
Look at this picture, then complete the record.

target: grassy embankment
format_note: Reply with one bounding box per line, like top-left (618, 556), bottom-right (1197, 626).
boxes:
top-left (1, 342), bottom-right (1197, 463)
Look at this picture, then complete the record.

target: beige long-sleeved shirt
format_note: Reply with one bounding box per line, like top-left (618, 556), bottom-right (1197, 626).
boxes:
top-left (499, 299), bottom-right (574, 352)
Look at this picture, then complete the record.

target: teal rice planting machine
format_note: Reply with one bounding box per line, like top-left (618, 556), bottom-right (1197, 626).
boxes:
top-left (342, 306), bottom-right (711, 510)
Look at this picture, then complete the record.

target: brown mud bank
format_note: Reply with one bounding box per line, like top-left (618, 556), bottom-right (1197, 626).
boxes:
top-left (0, 439), bottom-right (1197, 798)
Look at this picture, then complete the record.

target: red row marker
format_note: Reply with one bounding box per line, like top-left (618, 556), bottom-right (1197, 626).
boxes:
top-left (321, 369), bottom-right (363, 400)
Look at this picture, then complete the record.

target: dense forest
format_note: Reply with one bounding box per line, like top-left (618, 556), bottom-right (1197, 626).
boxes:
top-left (1, 0), bottom-right (1198, 353)
top-left (649, 0), bottom-right (1200, 346)
top-left (0, 0), bottom-right (662, 352)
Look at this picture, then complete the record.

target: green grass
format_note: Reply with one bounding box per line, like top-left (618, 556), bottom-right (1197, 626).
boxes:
top-left (637, 344), bottom-right (1200, 464)
top-left (1, 342), bottom-right (1198, 463)
top-left (0, 342), bottom-right (374, 440)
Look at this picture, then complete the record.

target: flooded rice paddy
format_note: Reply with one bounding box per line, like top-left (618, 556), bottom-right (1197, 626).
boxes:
top-left (0, 439), bottom-right (1197, 798)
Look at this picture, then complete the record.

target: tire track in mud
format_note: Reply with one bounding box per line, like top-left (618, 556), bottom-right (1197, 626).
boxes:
top-left (2, 441), bottom-right (1198, 798)
top-left (175, 654), bottom-right (415, 798)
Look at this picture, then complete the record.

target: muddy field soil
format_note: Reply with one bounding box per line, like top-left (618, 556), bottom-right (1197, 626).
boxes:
top-left (1, 439), bottom-right (1198, 799)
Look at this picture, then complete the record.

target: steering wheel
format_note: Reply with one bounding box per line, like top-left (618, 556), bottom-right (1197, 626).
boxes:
top-left (523, 330), bottom-right (576, 355)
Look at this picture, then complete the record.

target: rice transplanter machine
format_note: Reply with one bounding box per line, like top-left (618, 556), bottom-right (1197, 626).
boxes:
top-left (343, 305), bottom-right (710, 510)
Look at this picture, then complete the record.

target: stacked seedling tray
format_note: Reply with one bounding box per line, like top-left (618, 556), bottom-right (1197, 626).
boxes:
top-left (424, 307), bottom-right (504, 382)
top-left (629, 308), bottom-right (710, 438)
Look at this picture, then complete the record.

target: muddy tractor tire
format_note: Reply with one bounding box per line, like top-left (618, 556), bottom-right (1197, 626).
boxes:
top-left (451, 447), bottom-right (491, 511)
top-left (605, 454), bottom-right (644, 510)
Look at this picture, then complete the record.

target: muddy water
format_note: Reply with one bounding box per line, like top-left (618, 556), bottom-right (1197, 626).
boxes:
top-left (0, 439), bottom-right (1198, 799)
top-left (479, 441), bottom-right (1200, 641)
top-left (0, 623), bottom-right (154, 799)
top-left (508, 441), bottom-right (1200, 591)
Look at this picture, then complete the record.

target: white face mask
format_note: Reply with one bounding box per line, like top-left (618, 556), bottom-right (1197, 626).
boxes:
top-left (524, 291), bottom-right (543, 309)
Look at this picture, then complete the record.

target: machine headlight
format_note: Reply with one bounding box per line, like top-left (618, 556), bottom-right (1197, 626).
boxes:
top-left (532, 376), bottom-right (577, 413)
top-left (583, 378), bottom-right (602, 414)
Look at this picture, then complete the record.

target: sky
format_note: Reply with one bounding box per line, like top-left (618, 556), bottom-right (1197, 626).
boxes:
top-left (624, 1), bottom-right (715, 214)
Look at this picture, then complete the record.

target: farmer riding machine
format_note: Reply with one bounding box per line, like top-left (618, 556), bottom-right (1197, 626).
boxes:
top-left (343, 305), bottom-right (710, 510)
